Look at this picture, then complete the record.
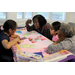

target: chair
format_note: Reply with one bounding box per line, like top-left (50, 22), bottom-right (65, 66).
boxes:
top-left (68, 22), bottom-right (75, 27)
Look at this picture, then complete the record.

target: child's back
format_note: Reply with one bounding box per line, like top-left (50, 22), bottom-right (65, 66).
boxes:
top-left (0, 31), bottom-right (14, 62)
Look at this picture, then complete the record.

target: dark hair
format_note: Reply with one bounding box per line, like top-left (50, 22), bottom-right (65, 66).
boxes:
top-left (3, 19), bottom-right (17, 33)
top-left (52, 21), bottom-right (61, 31)
top-left (32, 15), bottom-right (47, 28)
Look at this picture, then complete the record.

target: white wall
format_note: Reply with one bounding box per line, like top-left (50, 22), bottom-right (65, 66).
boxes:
top-left (68, 12), bottom-right (75, 23)
top-left (0, 12), bottom-right (75, 27)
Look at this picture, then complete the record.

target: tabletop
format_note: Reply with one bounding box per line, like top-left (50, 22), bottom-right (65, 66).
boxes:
top-left (13, 28), bottom-right (75, 62)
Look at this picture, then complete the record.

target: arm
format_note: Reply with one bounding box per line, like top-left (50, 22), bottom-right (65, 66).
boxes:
top-left (25, 19), bottom-right (35, 31)
top-left (2, 38), bottom-right (21, 49)
top-left (46, 39), bottom-right (72, 54)
top-left (26, 25), bottom-right (35, 31)
top-left (11, 35), bottom-right (20, 39)
top-left (41, 23), bottom-right (53, 40)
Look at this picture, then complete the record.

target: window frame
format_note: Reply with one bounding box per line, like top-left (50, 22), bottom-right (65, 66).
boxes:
top-left (51, 12), bottom-right (66, 21)
top-left (25, 12), bottom-right (33, 19)
top-left (17, 12), bottom-right (24, 19)
top-left (0, 12), bottom-right (8, 20)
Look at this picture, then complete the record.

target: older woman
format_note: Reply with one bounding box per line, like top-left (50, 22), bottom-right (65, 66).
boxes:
top-left (46, 23), bottom-right (75, 54)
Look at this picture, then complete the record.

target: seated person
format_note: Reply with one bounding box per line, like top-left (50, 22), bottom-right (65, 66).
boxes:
top-left (46, 23), bottom-right (75, 54)
top-left (50, 21), bottom-right (61, 42)
top-left (25, 15), bottom-right (53, 40)
top-left (0, 20), bottom-right (21, 62)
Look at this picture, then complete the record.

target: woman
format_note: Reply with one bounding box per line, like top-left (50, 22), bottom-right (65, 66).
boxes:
top-left (25, 15), bottom-right (53, 40)
top-left (46, 23), bottom-right (75, 54)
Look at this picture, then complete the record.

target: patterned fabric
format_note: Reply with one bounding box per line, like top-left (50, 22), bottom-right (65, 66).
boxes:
top-left (9, 37), bottom-right (17, 62)
top-left (26, 23), bottom-right (53, 40)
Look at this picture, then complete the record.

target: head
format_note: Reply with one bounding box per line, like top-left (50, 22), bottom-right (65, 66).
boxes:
top-left (50, 21), bottom-right (61, 35)
top-left (3, 19), bottom-right (17, 35)
top-left (58, 23), bottom-right (75, 38)
top-left (32, 15), bottom-right (47, 29)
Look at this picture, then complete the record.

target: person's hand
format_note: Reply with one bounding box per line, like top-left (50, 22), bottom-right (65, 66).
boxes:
top-left (26, 19), bottom-right (32, 27)
top-left (15, 37), bottom-right (21, 44)
top-left (11, 35), bottom-right (20, 39)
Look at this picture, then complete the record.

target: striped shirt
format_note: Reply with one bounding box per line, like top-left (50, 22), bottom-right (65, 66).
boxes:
top-left (26, 23), bottom-right (53, 40)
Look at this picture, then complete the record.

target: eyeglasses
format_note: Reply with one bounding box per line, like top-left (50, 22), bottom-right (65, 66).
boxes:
top-left (50, 27), bottom-right (54, 30)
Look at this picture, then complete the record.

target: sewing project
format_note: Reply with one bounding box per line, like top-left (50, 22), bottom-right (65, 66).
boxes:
top-left (15, 29), bottom-right (53, 59)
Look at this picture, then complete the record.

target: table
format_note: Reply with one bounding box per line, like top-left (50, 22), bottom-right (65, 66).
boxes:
top-left (15, 28), bottom-right (75, 62)
top-left (16, 28), bottom-right (53, 56)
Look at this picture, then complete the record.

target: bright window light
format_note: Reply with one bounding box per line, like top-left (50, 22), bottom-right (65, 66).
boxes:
top-left (37, 12), bottom-right (49, 19)
top-left (0, 12), bottom-right (6, 19)
top-left (52, 12), bottom-right (66, 21)
top-left (25, 12), bottom-right (32, 19)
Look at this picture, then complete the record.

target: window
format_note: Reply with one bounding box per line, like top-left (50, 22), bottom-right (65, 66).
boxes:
top-left (0, 12), bottom-right (6, 19)
top-left (25, 12), bottom-right (32, 19)
top-left (17, 12), bottom-right (23, 19)
top-left (52, 12), bottom-right (66, 21)
top-left (37, 12), bottom-right (49, 19)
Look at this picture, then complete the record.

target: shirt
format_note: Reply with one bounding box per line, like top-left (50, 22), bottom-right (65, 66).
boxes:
top-left (0, 32), bottom-right (14, 62)
top-left (52, 35), bottom-right (59, 42)
top-left (26, 23), bottom-right (53, 40)
top-left (46, 36), bottom-right (75, 55)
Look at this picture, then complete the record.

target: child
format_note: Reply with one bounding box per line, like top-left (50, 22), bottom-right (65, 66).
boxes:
top-left (0, 20), bottom-right (21, 62)
top-left (46, 23), bottom-right (75, 54)
top-left (25, 15), bottom-right (53, 40)
top-left (50, 21), bottom-right (61, 42)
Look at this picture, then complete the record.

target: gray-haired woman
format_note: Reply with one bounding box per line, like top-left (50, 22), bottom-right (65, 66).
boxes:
top-left (46, 23), bottom-right (75, 55)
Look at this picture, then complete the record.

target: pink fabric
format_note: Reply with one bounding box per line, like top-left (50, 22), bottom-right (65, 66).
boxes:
top-left (9, 37), bottom-right (17, 62)
top-left (52, 35), bottom-right (59, 42)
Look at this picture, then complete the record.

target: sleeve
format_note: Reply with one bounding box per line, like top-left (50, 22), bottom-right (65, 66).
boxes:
top-left (0, 35), bottom-right (8, 43)
top-left (46, 39), bottom-right (72, 54)
top-left (26, 25), bottom-right (35, 31)
top-left (41, 23), bottom-right (53, 40)
top-left (41, 27), bottom-right (53, 40)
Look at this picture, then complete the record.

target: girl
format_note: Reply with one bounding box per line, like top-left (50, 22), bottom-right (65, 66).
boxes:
top-left (25, 15), bottom-right (53, 40)
top-left (0, 20), bottom-right (21, 62)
